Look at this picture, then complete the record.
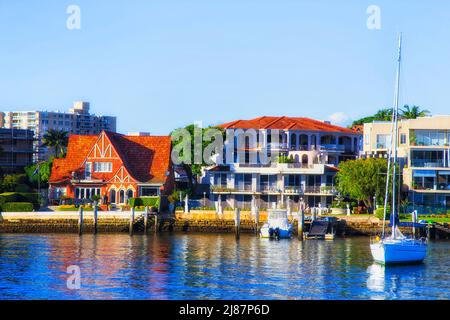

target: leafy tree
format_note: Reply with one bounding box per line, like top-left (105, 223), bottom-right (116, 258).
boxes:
top-left (400, 105), bottom-right (430, 119)
top-left (24, 158), bottom-right (53, 189)
top-left (0, 173), bottom-right (29, 193)
top-left (336, 158), bottom-right (391, 210)
top-left (42, 129), bottom-right (69, 158)
top-left (351, 108), bottom-right (393, 127)
top-left (171, 124), bottom-right (225, 191)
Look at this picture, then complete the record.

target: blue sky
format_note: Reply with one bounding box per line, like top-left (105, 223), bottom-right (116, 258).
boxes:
top-left (1, 0), bottom-right (450, 134)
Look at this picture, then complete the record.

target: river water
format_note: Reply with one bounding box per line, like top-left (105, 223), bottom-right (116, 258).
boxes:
top-left (0, 233), bottom-right (448, 300)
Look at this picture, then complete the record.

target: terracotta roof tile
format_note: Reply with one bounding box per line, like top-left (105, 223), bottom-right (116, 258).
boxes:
top-left (219, 116), bottom-right (358, 134)
top-left (49, 132), bottom-right (172, 184)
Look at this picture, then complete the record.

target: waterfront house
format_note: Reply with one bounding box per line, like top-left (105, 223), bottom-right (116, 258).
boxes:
top-left (48, 131), bottom-right (174, 206)
top-left (204, 116), bottom-right (362, 209)
top-left (362, 115), bottom-right (450, 210)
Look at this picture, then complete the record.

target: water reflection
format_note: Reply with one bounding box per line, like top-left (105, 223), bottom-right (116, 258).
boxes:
top-left (0, 234), bottom-right (448, 300)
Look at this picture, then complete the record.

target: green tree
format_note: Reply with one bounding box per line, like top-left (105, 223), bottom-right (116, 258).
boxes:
top-left (171, 124), bottom-right (225, 191)
top-left (400, 105), bottom-right (430, 119)
top-left (0, 173), bottom-right (29, 193)
top-left (24, 158), bottom-right (53, 189)
top-left (42, 129), bottom-right (68, 158)
top-left (336, 158), bottom-right (391, 210)
top-left (351, 108), bottom-right (393, 127)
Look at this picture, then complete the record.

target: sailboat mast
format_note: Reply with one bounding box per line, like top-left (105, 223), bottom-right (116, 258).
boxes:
top-left (391, 33), bottom-right (402, 238)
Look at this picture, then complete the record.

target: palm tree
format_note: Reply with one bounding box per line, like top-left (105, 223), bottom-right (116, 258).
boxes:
top-left (400, 105), bottom-right (430, 119)
top-left (42, 129), bottom-right (69, 158)
top-left (373, 108), bottom-right (393, 121)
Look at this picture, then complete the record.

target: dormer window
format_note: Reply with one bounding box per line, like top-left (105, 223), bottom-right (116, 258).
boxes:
top-left (94, 162), bottom-right (112, 172)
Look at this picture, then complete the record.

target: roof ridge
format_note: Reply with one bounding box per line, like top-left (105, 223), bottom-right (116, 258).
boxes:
top-left (263, 116), bottom-right (285, 129)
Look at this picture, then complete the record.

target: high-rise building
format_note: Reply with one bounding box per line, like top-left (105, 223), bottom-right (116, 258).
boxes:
top-left (0, 128), bottom-right (34, 174)
top-left (362, 115), bottom-right (450, 210)
top-left (1, 102), bottom-right (116, 161)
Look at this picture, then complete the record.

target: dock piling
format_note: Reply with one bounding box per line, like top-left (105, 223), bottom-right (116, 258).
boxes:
top-left (93, 205), bottom-right (98, 234)
top-left (255, 207), bottom-right (260, 235)
top-left (78, 207), bottom-right (84, 236)
top-left (154, 213), bottom-right (158, 233)
top-left (129, 207), bottom-right (135, 236)
top-left (144, 206), bottom-right (148, 234)
top-left (235, 208), bottom-right (241, 239)
top-left (297, 208), bottom-right (304, 241)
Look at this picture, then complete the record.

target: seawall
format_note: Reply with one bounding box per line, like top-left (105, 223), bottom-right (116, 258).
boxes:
top-left (0, 210), bottom-right (403, 236)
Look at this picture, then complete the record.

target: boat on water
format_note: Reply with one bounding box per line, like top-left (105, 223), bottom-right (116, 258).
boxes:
top-left (260, 209), bottom-right (293, 239)
top-left (370, 34), bottom-right (427, 265)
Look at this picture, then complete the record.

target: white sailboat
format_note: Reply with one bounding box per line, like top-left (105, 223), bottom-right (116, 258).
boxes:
top-left (370, 34), bottom-right (428, 265)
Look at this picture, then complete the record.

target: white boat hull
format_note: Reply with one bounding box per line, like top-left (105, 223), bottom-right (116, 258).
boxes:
top-left (370, 239), bottom-right (427, 265)
top-left (260, 225), bottom-right (292, 239)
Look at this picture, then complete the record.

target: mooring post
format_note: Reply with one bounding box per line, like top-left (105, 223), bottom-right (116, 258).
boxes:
top-left (154, 212), bottom-right (158, 233)
top-left (78, 207), bottom-right (84, 236)
top-left (412, 210), bottom-right (417, 239)
top-left (255, 207), bottom-right (260, 235)
top-left (298, 208), bottom-right (304, 241)
top-left (235, 208), bottom-right (241, 239)
top-left (129, 207), bottom-right (135, 236)
top-left (144, 206), bottom-right (148, 234)
top-left (93, 205), bottom-right (98, 234)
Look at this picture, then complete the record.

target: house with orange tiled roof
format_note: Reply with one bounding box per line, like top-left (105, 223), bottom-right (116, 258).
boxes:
top-left (204, 116), bottom-right (362, 209)
top-left (48, 131), bottom-right (174, 206)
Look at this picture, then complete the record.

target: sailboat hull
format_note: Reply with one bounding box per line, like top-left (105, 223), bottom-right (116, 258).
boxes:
top-left (370, 240), bottom-right (427, 265)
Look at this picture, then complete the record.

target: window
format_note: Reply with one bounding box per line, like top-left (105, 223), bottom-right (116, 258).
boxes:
top-left (376, 134), bottom-right (391, 149)
top-left (140, 187), bottom-right (159, 197)
top-left (400, 134), bottom-right (407, 145)
top-left (94, 162), bottom-right (112, 172)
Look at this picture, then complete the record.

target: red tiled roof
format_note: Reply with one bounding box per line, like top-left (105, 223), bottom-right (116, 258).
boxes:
top-left (219, 116), bottom-right (358, 134)
top-left (49, 131), bottom-right (172, 184)
top-left (105, 131), bottom-right (172, 184)
top-left (49, 135), bottom-right (98, 183)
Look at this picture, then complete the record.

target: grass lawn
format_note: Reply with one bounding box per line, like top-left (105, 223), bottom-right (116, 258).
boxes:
top-left (400, 216), bottom-right (450, 224)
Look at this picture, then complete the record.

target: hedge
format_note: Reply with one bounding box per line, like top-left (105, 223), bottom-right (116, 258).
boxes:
top-left (56, 205), bottom-right (94, 212)
top-left (1, 202), bottom-right (34, 212)
top-left (375, 207), bottom-right (391, 221)
top-left (129, 197), bottom-right (160, 208)
top-left (0, 192), bottom-right (40, 210)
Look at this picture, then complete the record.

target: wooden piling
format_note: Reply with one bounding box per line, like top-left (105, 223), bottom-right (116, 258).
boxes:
top-left (255, 208), bottom-right (260, 235)
top-left (154, 213), bottom-right (158, 233)
top-left (78, 207), bottom-right (84, 236)
top-left (144, 206), bottom-right (148, 234)
top-left (297, 209), bottom-right (304, 241)
top-left (129, 207), bottom-right (135, 236)
top-left (235, 208), bottom-right (241, 239)
top-left (93, 205), bottom-right (98, 234)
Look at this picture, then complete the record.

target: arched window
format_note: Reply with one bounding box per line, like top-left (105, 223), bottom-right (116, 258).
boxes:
top-left (311, 135), bottom-right (317, 149)
top-left (127, 189), bottom-right (134, 200)
top-left (119, 190), bottom-right (125, 204)
top-left (110, 189), bottom-right (116, 204)
top-left (299, 134), bottom-right (308, 150)
top-left (302, 155), bottom-right (309, 166)
top-left (290, 134), bottom-right (297, 150)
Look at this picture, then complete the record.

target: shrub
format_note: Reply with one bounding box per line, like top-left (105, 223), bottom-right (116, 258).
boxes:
top-left (129, 197), bottom-right (160, 208)
top-left (56, 205), bottom-right (78, 211)
top-left (1, 202), bottom-right (34, 212)
top-left (375, 207), bottom-right (391, 220)
top-left (0, 192), bottom-right (40, 210)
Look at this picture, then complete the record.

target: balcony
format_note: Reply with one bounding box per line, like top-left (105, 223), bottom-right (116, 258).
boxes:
top-left (411, 160), bottom-right (445, 168)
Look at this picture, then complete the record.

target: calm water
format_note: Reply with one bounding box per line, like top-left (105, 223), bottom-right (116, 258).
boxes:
top-left (0, 233), bottom-right (448, 300)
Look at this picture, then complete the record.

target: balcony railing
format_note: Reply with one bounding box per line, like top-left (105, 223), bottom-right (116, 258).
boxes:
top-left (411, 160), bottom-right (445, 168)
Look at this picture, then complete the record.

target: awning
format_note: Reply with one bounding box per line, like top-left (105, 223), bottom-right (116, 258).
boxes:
top-left (413, 170), bottom-right (436, 177)
top-left (438, 171), bottom-right (450, 176)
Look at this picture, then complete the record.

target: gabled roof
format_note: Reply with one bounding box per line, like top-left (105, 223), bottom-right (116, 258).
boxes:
top-left (219, 116), bottom-right (358, 134)
top-left (49, 131), bottom-right (172, 184)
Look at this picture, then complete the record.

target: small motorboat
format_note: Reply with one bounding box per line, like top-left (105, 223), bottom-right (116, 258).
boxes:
top-left (260, 209), bottom-right (293, 239)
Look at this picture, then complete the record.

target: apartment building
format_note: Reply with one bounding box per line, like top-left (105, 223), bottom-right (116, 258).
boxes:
top-left (204, 116), bottom-right (362, 210)
top-left (0, 128), bottom-right (34, 173)
top-left (362, 115), bottom-right (450, 209)
top-left (1, 102), bottom-right (116, 161)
